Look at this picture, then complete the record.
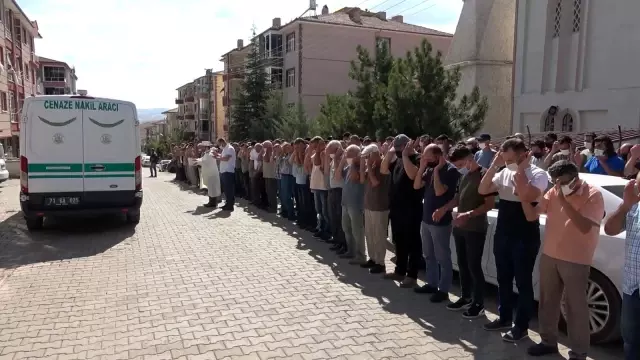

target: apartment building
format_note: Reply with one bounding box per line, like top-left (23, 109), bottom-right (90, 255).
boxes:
top-left (175, 69), bottom-right (225, 142)
top-left (0, 0), bottom-right (41, 157)
top-left (162, 108), bottom-right (179, 135)
top-left (211, 71), bottom-right (225, 140)
top-left (220, 40), bottom-right (251, 137)
top-left (220, 6), bottom-right (453, 124)
top-left (37, 56), bottom-right (78, 95)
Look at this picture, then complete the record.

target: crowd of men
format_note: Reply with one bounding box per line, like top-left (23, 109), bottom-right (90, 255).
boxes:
top-left (167, 131), bottom-right (639, 360)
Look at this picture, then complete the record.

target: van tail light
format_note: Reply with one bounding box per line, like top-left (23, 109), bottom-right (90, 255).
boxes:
top-left (20, 156), bottom-right (28, 194)
top-left (134, 156), bottom-right (142, 191)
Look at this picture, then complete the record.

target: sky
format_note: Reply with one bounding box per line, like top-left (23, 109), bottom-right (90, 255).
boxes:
top-left (20, 0), bottom-right (463, 109)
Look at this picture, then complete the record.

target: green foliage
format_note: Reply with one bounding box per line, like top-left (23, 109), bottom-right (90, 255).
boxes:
top-left (317, 39), bottom-right (488, 141)
top-left (229, 26), bottom-right (273, 142)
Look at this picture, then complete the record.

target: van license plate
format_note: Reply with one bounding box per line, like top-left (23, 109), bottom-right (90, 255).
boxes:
top-left (45, 197), bottom-right (80, 206)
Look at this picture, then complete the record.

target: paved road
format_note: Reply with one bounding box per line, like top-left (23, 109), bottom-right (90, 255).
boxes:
top-left (0, 174), bottom-right (623, 360)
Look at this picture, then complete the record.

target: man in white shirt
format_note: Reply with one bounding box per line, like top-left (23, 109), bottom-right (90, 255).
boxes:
top-left (217, 138), bottom-right (237, 211)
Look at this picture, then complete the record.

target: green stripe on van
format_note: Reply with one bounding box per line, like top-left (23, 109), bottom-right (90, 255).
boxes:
top-left (84, 163), bottom-right (134, 172)
top-left (28, 163), bottom-right (83, 172)
top-left (28, 174), bottom-right (135, 179)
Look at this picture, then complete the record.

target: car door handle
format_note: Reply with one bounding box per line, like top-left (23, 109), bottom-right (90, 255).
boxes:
top-left (90, 165), bottom-right (105, 171)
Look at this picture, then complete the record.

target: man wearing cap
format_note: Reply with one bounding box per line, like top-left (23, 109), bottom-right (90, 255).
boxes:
top-left (380, 134), bottom-right (424, 287)
top-left (474, 134), bottom-right (497, 169)
top-left (465, 137), bottom-right (479, 154)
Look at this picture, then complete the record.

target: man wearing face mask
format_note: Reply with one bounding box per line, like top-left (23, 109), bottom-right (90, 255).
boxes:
top-left (619, 143), bottom-right (633, 163)
top-left (579, 133), bottom-right (596, 168)
top-left (544, 133), bottom-right (558, 152)
top-left (474, 134), bottom-right (496, 169)
top-left (380, 135), bottom-right (424, 288)
top-left (529, 140), bottom-right (546, 167)
top-left (478, 138), bottom-right (550, 342)
top-left (577, 135), bottom-right (624, 176)
top-left (515, 161), bottom-right (603, 360)
top-left (542, 136), bottom-right (574, 170)
top-left (448, 146), bottom-right (497, 318)
top-left (413, 144), bottom-right (461, 303)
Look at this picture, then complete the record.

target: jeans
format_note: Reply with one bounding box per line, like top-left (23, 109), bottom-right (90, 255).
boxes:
top-left (421, 222), bottom-right (454, 293)
top-left (235, 169), bottom-right (244, 197)
top-left (390, 210), bottom-right (422, 279)
top-left (265, 178), bottom-right (278, 213)
top-left (328, 188), bottom-right (345, 246)
top-left (279, 175), bottom-right (295, 219)
top-left (220, 172), bottom-right (235, 208)
top-left (342, 206), bottom-right (365, 260)
top-left (313, 190), bottom-right (330, 235)
top-left (150, 163), bottom-right (157, 177)
top-left (453, 228), bottom-right (486, 305)
top-left (494, 230), bottom-right (540, 331)
top-left (295, 183), bottom-right (312, 226)
top-left (242, 171), bottom-right (251, 200)
top-left (623, 289), bottom-right (640, 360)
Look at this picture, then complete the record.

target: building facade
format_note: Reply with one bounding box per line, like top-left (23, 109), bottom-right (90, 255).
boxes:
top-left (37, 56), bottom-right (77, 95)
top-left (212, 71), bottom-right (225, 140)
top-left (0, 0), bottom-right (41, 157)
top-left (221, 6), bottom-right (453, 126)
top-left (220, 40), bottom-right (251, 137)
top-left (162, 107), bottom-right (179, 135)
top-left (175, 69), bottom-right (223, 142)
top-left (512, 0), bottom-right (640, 134)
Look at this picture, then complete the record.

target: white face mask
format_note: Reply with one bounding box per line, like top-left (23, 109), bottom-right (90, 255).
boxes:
top-left (329, 154), bottom-right (335, 159)
top-left (346, 158), bottom-right (354, 166)
top-left (506, 163), bottom-right (518, 171)
top-left (458, 167), bottom-right (469, 176)
top-left (479, 143), bottom-right (486, 150)
top-left (594, 149), bottom-right (605, 157)
top-left (584, 142), bottom-right (591, 149)
top-left (559, 149), bottom-right (570, 156)
top-left (561, 178), bottom-right (577, 196)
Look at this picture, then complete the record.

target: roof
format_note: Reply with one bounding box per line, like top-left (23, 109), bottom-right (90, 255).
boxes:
top-left (494, 128), bottom-right (640, 145)
top-left (297, 7), bottom-right (453, 37)
top-left (38, 56), bottom-right (72, 69)
top-left (162, 108), bottom-right (178, 114)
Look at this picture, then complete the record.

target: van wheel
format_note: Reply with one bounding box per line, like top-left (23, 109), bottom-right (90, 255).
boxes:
top-left (25, 216), bottom-right (44, 231)
top-left (126, 213), bottom-right (140, 225)
top-left (559, 268), bottom-right (622, 344)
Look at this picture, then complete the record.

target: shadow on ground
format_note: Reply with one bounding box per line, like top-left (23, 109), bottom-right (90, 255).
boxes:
top-left (0, 211), bottom-right (135, 272)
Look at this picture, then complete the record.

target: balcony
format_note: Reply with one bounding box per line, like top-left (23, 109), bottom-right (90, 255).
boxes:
top-left (199, 111), bottom-right (209, 120)
top-left (175, 98), bottom-right (184, 104)
top-left (177, 115), bottom-right (185, 120)
top-left (185, 114), bottom-right (195, 120)
top-left (199, 92), bottom-right (209, 99)
top-left (184, 96), bottom-right (195, 103)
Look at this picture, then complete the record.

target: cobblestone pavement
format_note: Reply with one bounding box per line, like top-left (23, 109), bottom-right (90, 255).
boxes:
top-left (0, 174), bottom-right (623, 360)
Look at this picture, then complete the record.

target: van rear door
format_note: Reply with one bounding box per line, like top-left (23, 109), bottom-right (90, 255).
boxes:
top-left (26, 98), bottom-right (84, 193)
top-left (81, 99), bottom-right (137, 193)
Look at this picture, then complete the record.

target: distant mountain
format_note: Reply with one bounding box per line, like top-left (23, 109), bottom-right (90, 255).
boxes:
top-left (138, 108), bottom-right (170, 122)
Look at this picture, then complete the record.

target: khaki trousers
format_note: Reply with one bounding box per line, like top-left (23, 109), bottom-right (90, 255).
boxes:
top-left (364, 209), bottom-right (389, 265)
top-left (538, 254), bottom-right (590, 359)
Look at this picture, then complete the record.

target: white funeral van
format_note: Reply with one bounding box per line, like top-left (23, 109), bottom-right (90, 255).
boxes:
top-left (19, 92), bottom-right (143, 230)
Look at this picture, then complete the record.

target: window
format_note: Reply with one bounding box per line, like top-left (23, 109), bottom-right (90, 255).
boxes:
top-left (286, 32), bottom-right (295, 53)
top-left (0, 92), bottom-right (7, 112)
top-left (43, 66), bottom-right (66, 82)
top-left (544, 114), bottom-right (555, 131)
top-left (13, 19), bottom-right (21, 43)
top-left (271, 68), bottom-right (283, 89)
top-left (22, 28), bottom-right (26, 45)
top-left (573, 0), bottom-right (582, 33)
top-left (24, 63), bottom-right (28, 80)
top-left (201, 120), bottom-right (210, 132)
top-left (0, 47), bottom-right (3, 65)
top-left (553, 0), bottom-right (562, 38)
top-left (561, 113), bottom-right (573, 131)
top-left (8, 91), bottom-right (14, 113)
top-left (44, 87), bottom-right (65, 95)
top-left (285, 68), bottom-right (295, 88)
top-left (376, 37), bottom-right (391, 51)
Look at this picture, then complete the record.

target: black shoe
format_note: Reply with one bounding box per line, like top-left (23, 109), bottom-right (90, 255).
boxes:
top-left (430, 291), bottom-right (449, 303)
top-left (337, 248), bottom-right (348, 256)
top-left (204, 202), bottom-right (217, 208)
top-left (462, 303), bottom-right (485, 319)
top-left (446, 298), bottom-right (472, 311)
top-left (360, 260), bottom-right (376, 268)
top-left (526, 343), bottom-right (559, 356)
top-left (330, 244), bottom-right (342, 251)
top-left (320, 234), bottom-right (332, 242)
top-left (313, 231), bottom-right (322, 238)
top-left (483, 319), bottom-right (512, 331)
top-left (414, 285), bottom-right (438, 294)
top-left (369, 264), bottom-right (385, 274)
top-left (502, 327), bottom-right (529, 342)
top-left (221, 206), bottom-right (234, 211)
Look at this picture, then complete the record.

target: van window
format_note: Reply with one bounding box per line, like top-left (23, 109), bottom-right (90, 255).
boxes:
top-left (602, 185), bottom-right (624, 199)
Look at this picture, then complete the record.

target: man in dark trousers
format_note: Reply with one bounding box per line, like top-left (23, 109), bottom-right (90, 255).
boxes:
top-left (149, 150), bottom-right (159, 177)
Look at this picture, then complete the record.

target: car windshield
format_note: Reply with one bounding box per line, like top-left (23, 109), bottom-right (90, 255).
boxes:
top-left (602, 185), bottom-right (624, 199)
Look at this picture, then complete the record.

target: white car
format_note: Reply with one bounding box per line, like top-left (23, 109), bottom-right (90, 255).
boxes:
top-left (141, 155), bottom-right (151, 167)
top-left (0, 158), bottom-right (8, 183)
top-left (452, 173), bottom-right (627, 343)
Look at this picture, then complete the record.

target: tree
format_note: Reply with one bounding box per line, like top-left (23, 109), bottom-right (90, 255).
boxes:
top-left (280, 102), bottom-right (315, 139)
top-left (229, 26), bottom-right (272, 142)
top-left (318, 39), bottom-right (488, 140)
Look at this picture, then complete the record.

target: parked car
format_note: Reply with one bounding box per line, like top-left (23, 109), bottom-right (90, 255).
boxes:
top-left (451, 172), bottom-right (627, 344)
top-left (0, 158), bottom-right (8, 183)
top-left (141, 155), bottom-right (151, 167)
